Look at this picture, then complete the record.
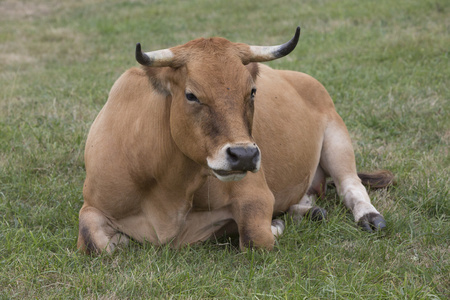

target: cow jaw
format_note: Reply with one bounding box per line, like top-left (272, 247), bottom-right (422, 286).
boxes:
top-left (207, 143), bottom-right (261, 182)
top-left (211, 170), bottom-right (248, 182)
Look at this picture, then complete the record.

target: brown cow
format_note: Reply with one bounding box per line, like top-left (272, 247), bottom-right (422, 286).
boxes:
top-left (77, 27), bottom-right (393, 253)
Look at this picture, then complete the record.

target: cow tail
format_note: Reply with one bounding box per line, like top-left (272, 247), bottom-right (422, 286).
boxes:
top-left (327, 170), bottom-right (395, 189)
top-left (357, 170), bottom-right (395, 189)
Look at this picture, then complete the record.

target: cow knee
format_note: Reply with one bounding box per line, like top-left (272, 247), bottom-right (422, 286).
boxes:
top-left (77, 205), bottom-right (119, 254)
top-left (229, 186), bottom-right (276, 250)
top-left (77, 222), bottom-right (97, 254)
top-left (236, 206), bottom-right (275, 250)
top-left (240, 225), bottom-right (275, 250)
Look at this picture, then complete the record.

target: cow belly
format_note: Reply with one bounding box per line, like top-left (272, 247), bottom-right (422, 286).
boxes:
top-left (255, 121), bottom-right (323, 214)
top-left (252, 66), bottom-right (326, 216)
top-left (272, 181), bottom-right (310, 215)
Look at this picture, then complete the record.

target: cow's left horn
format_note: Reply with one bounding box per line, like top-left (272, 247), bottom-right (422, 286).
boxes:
top-left (246, 26), bottom-right (300, 63)
top-left (135, 43), bottom-right (176, 67)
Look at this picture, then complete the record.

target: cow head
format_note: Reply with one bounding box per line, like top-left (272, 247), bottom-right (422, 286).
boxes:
top-left (136, 27), bottom-right (300, 181)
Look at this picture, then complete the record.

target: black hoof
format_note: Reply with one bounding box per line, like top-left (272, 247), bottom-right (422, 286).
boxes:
top-left (358, 213), bottom-right (386, 232)
top-left (307, 207), bottom-right (327, 221)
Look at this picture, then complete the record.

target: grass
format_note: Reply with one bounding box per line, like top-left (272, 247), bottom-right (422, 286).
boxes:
top-left (0, 0), bottom-right (449, 298)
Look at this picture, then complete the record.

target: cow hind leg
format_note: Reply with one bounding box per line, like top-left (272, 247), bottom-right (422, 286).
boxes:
top-left (320, 116), bottom-right (387, 232)
top-left (77, 205), bottom-right (129, 254)
top-left (287, 166), bottom-right (327, 223)
top-left (287, 195), bottom-right (328, 223)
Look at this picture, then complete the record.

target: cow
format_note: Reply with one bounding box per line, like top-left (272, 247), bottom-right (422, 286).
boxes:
top-left (77, 27), bottom-right (394, 253)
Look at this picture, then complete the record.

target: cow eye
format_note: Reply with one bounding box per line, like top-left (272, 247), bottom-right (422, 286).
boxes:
top-left (250, 88), bottom-right (256, 99)
top-left (185, 92), bottom-right (199, 103)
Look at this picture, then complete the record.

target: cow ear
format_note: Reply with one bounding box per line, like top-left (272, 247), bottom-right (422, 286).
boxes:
top-left (144, 67), bottom-right (177, 96)
top-left (246, 63), bottom-right (259, 81)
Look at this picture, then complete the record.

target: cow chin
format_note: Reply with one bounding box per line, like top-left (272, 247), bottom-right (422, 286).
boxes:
top-left (212, 169), bottom-right (248, 182)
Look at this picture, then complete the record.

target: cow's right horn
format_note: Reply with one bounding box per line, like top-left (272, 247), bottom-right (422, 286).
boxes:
top-left (135, 43), bottom-right (176, 67)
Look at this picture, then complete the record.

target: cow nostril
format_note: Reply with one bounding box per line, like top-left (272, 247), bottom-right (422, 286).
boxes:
top-left (226, 147), bottom-right (240, 162)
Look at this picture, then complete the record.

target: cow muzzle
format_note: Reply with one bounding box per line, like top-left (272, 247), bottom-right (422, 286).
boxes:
top-left (207, 143), bottom-right (261, 182)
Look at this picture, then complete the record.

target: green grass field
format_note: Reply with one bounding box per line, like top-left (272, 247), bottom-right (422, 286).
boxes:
top-left (1, 0), bottom-right (449, 298)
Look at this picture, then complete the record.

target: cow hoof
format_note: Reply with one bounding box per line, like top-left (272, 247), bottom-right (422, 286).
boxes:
top-left (271, 219), bottom-right (285, 237)
top-left (307, 207), bottom-right (327, 221)
top-left (358, 213), bottom-right (386, 232)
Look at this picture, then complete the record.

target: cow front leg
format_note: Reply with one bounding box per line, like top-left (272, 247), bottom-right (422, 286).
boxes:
top-left (320, 116), bottom-right (386, 232)
top-left (231, 191), bottom-right (276, 250)
top-left (77, 205), bottom-right (129, 254)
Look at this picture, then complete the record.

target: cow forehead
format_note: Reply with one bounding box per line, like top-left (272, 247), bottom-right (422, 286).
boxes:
top-left (189, 64), bottom-right (253, 96)
top-left (185, 63), bottom-right (254, 94)
top-left (176, 36), bottom-right (237, 55)
top-left (176, 37), bottom-right (253, 85)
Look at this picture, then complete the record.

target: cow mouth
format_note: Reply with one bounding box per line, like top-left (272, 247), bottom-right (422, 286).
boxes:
top-left (211, 169), bottom-right (247, 181)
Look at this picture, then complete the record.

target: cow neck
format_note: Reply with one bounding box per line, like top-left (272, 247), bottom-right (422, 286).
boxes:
top-left (152, 93), bottom-right (209, 200)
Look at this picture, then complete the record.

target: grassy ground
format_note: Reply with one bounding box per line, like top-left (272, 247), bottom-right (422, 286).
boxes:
top-left (1, 0), bottom-right (449, 298)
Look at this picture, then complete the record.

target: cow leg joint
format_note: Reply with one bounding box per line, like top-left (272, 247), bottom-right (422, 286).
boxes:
top-left (77, 205), bottom-right (126, 254)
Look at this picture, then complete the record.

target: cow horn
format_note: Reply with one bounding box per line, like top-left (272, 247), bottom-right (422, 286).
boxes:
top-left (247, 26), bottom-right (300, 63)
top-left (135, 43), bottom-right (176, 67)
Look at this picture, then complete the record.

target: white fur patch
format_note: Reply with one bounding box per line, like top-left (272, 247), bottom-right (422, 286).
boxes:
top-left (211, 171), bottom-right (247, 182)
top-left (207, 143), bottom-right (234, 171)
top-left (271, 219), bottom-right (285, 237)
top-left (338, 178), bottom-right (380, 221)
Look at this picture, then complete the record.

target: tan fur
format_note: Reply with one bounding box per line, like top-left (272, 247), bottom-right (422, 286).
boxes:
top-left (78, 37), bottom-right (391, 253)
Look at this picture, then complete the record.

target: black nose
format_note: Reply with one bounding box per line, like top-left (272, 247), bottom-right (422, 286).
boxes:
top-left (226, 146), bottom-right (260, 171)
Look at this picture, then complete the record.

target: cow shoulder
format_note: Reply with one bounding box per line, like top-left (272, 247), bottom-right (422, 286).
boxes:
top-left (109, 67), bottom-right (166, 102)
